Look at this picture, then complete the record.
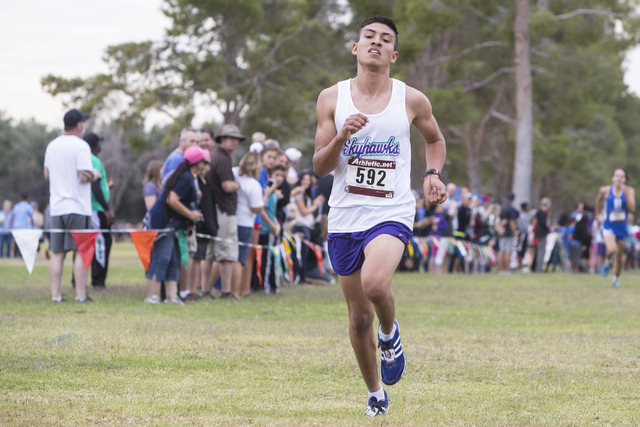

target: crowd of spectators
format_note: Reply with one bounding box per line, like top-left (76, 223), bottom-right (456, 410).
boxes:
top-left (400, 186), bottom-right (640, 276)
top-left (4, 112), bottom-right (639, 303)
top-left (140, 125), bottom-right (334, 305)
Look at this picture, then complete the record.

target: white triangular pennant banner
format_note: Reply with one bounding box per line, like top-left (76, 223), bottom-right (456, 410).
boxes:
top-left (11, 229), bottom-right (43, 274)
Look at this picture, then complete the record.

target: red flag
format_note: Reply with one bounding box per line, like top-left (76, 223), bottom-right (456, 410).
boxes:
top-left (71, 231), bottom-right (100, 270)
top-left (131, 231), bottom-right (159, 272)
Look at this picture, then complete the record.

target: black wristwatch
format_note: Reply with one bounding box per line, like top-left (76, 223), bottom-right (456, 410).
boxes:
top-left (423, 168), bottom-right (442, 179)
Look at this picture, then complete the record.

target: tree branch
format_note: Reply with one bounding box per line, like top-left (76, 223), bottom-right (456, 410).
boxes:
top-left (552, 9), bottom-right (626, 20)
top-left (463, 67), bottom-right (514, 94)
top-left (425, 41), bottom-right (507, 68)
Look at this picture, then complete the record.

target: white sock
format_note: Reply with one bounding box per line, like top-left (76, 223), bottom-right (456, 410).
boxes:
top-left (368, 387), bottom-right (386, 402)
top-left (379, 322), bottom-right (397, 341)
top-left (179, 290), bottom-right (190, 299)
top-left (52, 296), bottom-right (62, 302)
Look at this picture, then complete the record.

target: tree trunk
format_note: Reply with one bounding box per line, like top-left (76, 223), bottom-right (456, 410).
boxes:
top-left (462, 122), bottom-right (482, 193)
top-left (512, 0), bottom-right (534, 207)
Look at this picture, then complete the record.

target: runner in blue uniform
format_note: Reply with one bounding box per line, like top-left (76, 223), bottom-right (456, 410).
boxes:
top-left (595, 168), bottom-right (636, 288)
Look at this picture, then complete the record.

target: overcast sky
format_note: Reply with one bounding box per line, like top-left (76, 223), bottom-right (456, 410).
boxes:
top-left (1, 0), bottom-right (639, 130)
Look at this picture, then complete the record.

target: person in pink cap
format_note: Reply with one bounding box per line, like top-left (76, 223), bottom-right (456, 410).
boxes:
top-left (143, 146), bottom-right (208, 305)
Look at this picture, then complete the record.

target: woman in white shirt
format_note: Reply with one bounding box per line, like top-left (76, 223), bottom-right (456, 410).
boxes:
top-left (234, 152), bottom-right (278, 294)
top-left (290, 172), bottom-right (325, 283)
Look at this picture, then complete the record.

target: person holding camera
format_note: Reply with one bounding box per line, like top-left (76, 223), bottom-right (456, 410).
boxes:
top-left (256, 164), bottom-right (287, 293)
top-left (144, 146), bottom-right (208, 304)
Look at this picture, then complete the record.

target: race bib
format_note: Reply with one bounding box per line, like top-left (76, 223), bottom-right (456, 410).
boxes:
top-left (609, 210), bottom-right (626, 222)
top-left (345, 158), bottom-right (395, 198)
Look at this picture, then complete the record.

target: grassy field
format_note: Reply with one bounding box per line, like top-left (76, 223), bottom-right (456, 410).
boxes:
top-left (1, 243), bottom-right (639, 426)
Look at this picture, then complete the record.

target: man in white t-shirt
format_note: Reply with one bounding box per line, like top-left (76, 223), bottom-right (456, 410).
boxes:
top-left (44, 109), bottom-right (100, 303)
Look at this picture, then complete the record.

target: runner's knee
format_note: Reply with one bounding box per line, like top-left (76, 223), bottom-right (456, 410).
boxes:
top-left (349, 310), bottom-right (375, 332)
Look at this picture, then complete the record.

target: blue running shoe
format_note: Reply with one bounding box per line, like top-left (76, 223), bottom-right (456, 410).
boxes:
top-left (601, 259), bottom-right (611, 277)
top-left (379, 320), bottom-right (406, 385)
top-left (364, 389), bottom-right (389, 417)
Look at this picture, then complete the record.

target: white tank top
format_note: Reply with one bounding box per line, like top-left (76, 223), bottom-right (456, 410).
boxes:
top-left (328, 78), bottom-right (415, 233)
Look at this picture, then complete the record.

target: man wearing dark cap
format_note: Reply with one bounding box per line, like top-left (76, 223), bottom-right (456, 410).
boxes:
top-left (208, 124), bottom-right (245, 298)
top-left (498, 192), bottom-right (518, 275)
top-left (44, 109), bottom-right (99, 302)
top-left (84, 132), bottom-right (114, 289)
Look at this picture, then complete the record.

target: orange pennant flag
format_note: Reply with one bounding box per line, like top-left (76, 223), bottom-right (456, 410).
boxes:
top-left (130, 231), bottom-right (159, 272)
top-left (71, 231), bottom-right (100, 270)
top-left (305, 241), bottom-right (324, 275)
top-left (255, 247), bottom-right (263, 286)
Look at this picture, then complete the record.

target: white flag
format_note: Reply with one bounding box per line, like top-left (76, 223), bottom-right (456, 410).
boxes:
top-left (11, 229), bottom-right (43, 274)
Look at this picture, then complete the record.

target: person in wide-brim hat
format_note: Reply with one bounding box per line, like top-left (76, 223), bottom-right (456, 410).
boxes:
top-left (215, 124), bottom-right (246, 143)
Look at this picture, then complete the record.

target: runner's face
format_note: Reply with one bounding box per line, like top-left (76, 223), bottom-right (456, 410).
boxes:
top-left (612, 169), bottom-right (626, 186)
top-left (354, 23), bottom-right (398, 66)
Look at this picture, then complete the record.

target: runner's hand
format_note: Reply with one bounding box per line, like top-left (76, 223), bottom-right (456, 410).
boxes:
top-left (338, 113), bottom-right (368, 141)
top-left (424, 176), bottom-right (447, 204)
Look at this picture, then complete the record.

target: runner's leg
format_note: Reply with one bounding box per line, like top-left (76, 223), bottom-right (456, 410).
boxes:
top-left (339, 270), bottom-right (380, 393)
top-left (603, 231), bottom-right (617, 258)
top-left (362, 234), bottom-right (405, 334)
top-left (615, 239), bottom-right (626, 276)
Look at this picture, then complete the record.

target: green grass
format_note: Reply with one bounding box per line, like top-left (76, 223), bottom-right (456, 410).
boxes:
top-left (1, 243), bottom-right (639, 426)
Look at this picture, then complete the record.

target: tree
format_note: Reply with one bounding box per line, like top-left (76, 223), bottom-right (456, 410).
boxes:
top-left (512, 0), bottom-right (534, 207)
top-left (42, 0), bottom-right (352, 147)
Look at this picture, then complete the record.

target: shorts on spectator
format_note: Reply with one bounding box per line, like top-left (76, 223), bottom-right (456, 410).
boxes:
top-left (498, 236), bottom-right (514, 252)
top-left (193, 237), bottom-right (215, 261)
top-left (214, 211), bottom-right (238, 262)
top-left (146, 232), bottom-right (181, 282)
top-left (50, 214), bottom-right (91, 253)
top-left (596, 243), bottom-right (606, 257)
top-left (237, 225), bottom-right (253, 266)
top-left (187, 228), bottom-right (197, 253)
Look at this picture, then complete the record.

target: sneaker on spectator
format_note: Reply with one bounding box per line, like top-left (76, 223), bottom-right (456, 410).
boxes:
top-left (378, 320), bottom-right (406, 386)
top-left (164, 297), bottom-right (185, 305)
top-left (219, 292), bottom-right (238, 300)
top-left (51, 296), bottom-right (65, 303)
top-left (144, 295), bottom-right (161, 304)
top-left (75, 296), bottom-right (93, 303)
top-left (364, 389), bottom-right (389, 417)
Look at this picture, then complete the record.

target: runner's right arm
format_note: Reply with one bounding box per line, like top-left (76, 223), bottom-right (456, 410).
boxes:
top-left (313, 86), bottom-right (368, 177)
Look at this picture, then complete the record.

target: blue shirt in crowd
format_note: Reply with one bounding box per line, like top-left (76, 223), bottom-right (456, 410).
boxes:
top-left (10, 201), bottom-right (33, 230)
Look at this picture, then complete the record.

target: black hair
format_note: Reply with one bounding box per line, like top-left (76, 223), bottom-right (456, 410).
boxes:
top-left (269, 164), bottom-right (287, 174)
top-left (20, 193), bottom-right (28, 200)
top-left (558, 212), bottom-right (569, 227)
top-left (200, 128), bottom-right (215, 140)
top-left (521, 202), bottom-right (529, 210)
top-left (359, 16), bottom-right (399, 50)
top-left (162, 162), bottom-right (191, 203)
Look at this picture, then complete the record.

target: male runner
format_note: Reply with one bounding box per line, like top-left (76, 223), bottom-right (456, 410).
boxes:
top-left (313, 15), bottom-right (447, 417)
top-left (595, 168), bottom-right (636, 288)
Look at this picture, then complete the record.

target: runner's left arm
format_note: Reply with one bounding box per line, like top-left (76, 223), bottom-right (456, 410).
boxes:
top-left (407, 87), bottom-right (447, 204)
top-left (625, 186), bottom-right (636, 213)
